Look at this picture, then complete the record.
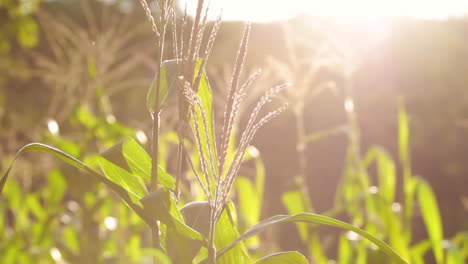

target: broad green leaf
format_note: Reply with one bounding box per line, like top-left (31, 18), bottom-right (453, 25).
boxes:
top-left (0, 143), bottom-right (148, 223)
top-left (417, 179), bottom-right (444, 263)
top-left (217, 213), bottom-right (409, 264)
top-left (140, 189), bottom-right (204, 241)
top-left (101, 137), bottom-right (175, 189)
top-left (255, 251), bottom-right (308, 264)
top-left (162, 198), bottom-right (208, 263)
top-left (147, 59), bottom-right (180, 113)
top-left (98, 157), bottom-right (147, 203)
top-left (215, 202), bottom-right (249, 264)
top-left (236, 176), bottom-right (260, 227)
top-left (122, 137), bottom-right (175, 189)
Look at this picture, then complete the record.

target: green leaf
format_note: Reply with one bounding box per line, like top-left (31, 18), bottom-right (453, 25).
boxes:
top-left (141, 189), bottom-right (204, 241)
top-left (101, 137), bottom-right (175, 190)
top-left (147, 59), bottom-right (180, 113)
top-left (25, 195), bottom-right (45, 220)
top-left (398, 100), bottom-right (410, 165)
top-left (447, 246), bottom-right (464, 264)
top-left (236, 176), bottom-right (260, 227)
top-left (98, 157), bottom-right (147, 203)
top-left (0, 143), bottom-right (148, 223)
top-left (45, 169), bottom-right (67, 203)
top-left (254, 251), bottom-right (309, 264)
top-left (122, 137), bottom-right (175, 189)
top-left (282, 188), bottom-right (310, 241)
top-left (215, 202), bottom-right (249, 264)
top-left (217, 213), bottom-right (409, 264)
top-left (410, 240), bottom-right (431, 264)
top-left (190, 59), bottom-right (218, 186)
top-left (338, 235), bottom-right (352, 264)
top-left (63, 226), bottom-right (80, 254)
top-left (417, 179), bottom-right (444, 263)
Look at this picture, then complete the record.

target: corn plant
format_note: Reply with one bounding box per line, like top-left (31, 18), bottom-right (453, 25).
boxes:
top-left (0, 1), bottom-right (412, 263)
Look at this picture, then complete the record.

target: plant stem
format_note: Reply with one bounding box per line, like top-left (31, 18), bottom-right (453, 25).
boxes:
top-left (207, 206), bottom-right (217, 264)
top-left (294, 105), bottom-right (311, 200)
top-left (150, 1), bottom-right (170, 256)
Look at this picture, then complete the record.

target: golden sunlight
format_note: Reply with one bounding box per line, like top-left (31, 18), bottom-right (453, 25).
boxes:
top-left (185, 0), bottom-right (468, 22)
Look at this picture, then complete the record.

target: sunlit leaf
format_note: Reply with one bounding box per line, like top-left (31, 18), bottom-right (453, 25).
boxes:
top-left (236, 176), bottom-right (260, 227)
top-left (217, 213), bottom-right (409, 264)
top-left (123, 137), bottom-right (175, 189)
top-left (417, 179), bottom-right (444, 263)
top-left (338, 235), bottom-right (352, 264)
top-left (147, 59), bottom-right (180, 114)
top-left (45, 169), bottom-right (67, 203)
top-left (398, 100), bottom-right (410, 165)
top-left (101, 137), bottom-right (175, 189)
top-left (0, 143), bottom-right (148, 223)
top-left (254, 251), bottom-right (309, 264)
top-left (215, 202), bottom-right (249, 264)
top-left (189, 59), bottom-right (218, 186)
top-left (98, 157), bottom-right (147, 203)
top-left (63, 226), bottom-right (79, 254)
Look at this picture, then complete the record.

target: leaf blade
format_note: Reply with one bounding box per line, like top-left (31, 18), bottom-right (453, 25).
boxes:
top-left (217, 213), bottom-right (409, 264)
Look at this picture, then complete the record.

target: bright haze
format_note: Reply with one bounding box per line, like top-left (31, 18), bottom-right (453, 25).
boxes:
top-left (184, 0), bottom-right (468, 22)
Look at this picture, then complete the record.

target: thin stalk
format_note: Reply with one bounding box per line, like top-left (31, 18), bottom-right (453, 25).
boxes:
top-left (207, 205), bottom-right (217, 264)
top-left (294, 105), bottom-right (311, 199)
top-left (148, 0), bottom-right (172, 256)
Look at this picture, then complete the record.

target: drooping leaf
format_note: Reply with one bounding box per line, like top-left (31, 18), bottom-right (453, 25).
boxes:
top-left (217, 213), bottom-right (409, 264)
top-left (282, 185), bottom-right (327, 263)
top-left (0, 143), bottom-right (148, 223)
top-left (254, 251), bottom-right (309, 264)
top-left (282, 188), bottom-right (310, 241)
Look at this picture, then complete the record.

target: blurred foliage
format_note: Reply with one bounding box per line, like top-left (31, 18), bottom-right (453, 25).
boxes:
top-left (0, 0), bottom-right (468, 263)
top-left (0, 0), bottom-right (41, 83)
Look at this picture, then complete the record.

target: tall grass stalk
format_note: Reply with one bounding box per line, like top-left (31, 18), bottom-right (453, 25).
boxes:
top-left (181, 19), bottom-right (289, 262)
top-left (138, 0), bottom-right (176, 254)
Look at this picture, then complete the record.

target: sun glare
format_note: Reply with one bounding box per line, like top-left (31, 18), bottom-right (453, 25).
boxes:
top-left (184, 0), bottom-right (468, 22)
